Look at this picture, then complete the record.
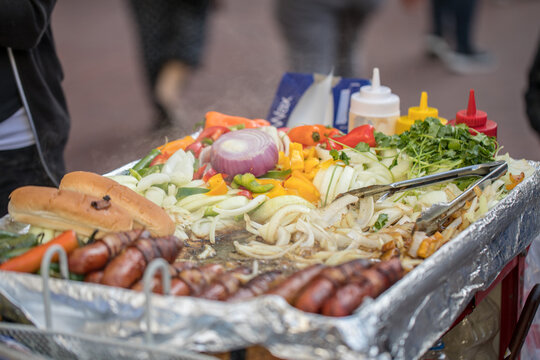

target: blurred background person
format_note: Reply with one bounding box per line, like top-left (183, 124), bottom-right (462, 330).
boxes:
top-left (418, 0), bottom-right (496, 75)
top-left (525, 36), bottom-right (540, 137)
top-left (275, 0), bottom-right (382, 78)
top-left (128, 0), bottom-right (212, 130)
top-left (0, 0), bottom-right (70, 215)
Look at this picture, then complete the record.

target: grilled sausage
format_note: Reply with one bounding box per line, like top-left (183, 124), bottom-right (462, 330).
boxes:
top-left (198, 267), bottom-right (250, 301)
top-left (227, 270), bottom-right (284, 302)
top-left (265, 264), bottom-right (325, 304)
top-left (68, 230), bottom-right (143, 274)
top-left (294, 259), bottom-right (371, 313)
top-left (84, 270), bottom-right (104, 283)
top-left (321, 258), bottom-right (403, 316)
top-left (100, 235), bottom-right (182, 288)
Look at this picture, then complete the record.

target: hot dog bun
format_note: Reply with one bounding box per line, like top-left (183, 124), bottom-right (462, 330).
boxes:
top-left (8, 186), bottom-right (133, 237)
top-left (59, 171), bottom-right (175, 237)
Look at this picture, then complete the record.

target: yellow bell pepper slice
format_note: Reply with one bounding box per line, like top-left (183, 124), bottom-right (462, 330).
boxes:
top-left (304, 157), bottom-right (319, 173)
top-left (303, 146), bottom-right (316, 159)
top-left (254, 179), bottom-right (287, 198)
top-left (278, 151), bottom-right (291, 170)
top-left (290, 150), bottom-right (304, 171)
top-left (289, 142), bottom-right (304, 159)
top-left (206, 173), bottom-right (228, 196)
top-left (284, 176), bottom-right (320, 203)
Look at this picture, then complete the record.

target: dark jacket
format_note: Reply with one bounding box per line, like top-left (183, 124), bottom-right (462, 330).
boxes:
top-left (525, 37), bottom-right (540, 137)
top-left (0, 0), bottom-right (70, 184)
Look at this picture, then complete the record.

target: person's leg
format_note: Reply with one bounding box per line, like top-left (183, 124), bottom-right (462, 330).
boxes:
top-left (128, 0), bottom-right (172, 128)
top-left (454, 0), bottom-right (478, 54)
top-left (431, 0), bottom-right (444, 38)
top-left (336, 0), bottom-right (381, 77)
top-left (275, 0), bottom-right (339, 75)
top-left (427, 0), bottom-right (453, 59)
top-left (0, 146), bottom-right (55, 216)
top-left (440, 0), bottom-right (495, 74)
top-left (154, 0), bottom-right (211, 127)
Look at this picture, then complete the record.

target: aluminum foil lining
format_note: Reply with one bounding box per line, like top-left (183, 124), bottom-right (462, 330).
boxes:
top-left (1, 161), bottom-right (539, 360)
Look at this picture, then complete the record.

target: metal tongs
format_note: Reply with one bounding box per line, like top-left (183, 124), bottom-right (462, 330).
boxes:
top-left (339, 160), bottom-right (508, 235)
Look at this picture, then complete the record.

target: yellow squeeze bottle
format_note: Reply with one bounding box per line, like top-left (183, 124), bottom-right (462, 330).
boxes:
top-left (395, 91), bottom-right (447, 134)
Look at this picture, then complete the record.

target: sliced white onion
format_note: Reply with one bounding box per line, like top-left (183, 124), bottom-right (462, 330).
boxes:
top-left (145, 186), bottom-right (166, 206)
top-left (213, 196), bottom-right (267, 217)
top-left (210, 129), bottom-right (278, 177)
top-left (136, 173), bottom-right (171, 192)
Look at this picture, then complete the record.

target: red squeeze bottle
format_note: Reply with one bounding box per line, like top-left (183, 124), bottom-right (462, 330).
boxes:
top-left (449, 89), bottom-right (497, 138)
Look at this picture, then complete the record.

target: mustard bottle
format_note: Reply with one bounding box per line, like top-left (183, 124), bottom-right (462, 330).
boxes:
top-left (395, 92), bottom-right (447, 134)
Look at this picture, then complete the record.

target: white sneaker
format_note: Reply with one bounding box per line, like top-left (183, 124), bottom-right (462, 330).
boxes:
top-left (441, 51), bottom-right (497, 75)
top-left (425, 34), bottom-right (452, 60)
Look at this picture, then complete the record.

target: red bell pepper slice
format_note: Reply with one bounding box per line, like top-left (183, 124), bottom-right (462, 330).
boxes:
top-left (237, 189), bottom-right (253, 199)
top-left (331, 124), bottom-right (376, 148)
top-left (186, 126), bottom-right (231, 158)
top-left (203, 168), bottom-right (218, 183)
top-left (193, 164), bottom-right (208, 180)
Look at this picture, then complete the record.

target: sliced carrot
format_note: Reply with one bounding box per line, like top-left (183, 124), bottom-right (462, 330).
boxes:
top-left (0, 230), bottom-right (79, 273)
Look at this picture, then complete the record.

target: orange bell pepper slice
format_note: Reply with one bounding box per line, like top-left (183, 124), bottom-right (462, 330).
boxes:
top-left (156, 135), bottom-right (194, 155)
top-left (287, 125), bottom-right (340, 147)
top-left (204, 111), bottom-right (270, 129)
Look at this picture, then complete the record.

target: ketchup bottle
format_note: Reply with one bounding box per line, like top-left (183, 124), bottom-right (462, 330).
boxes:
top-left (448, 89), bottom-right (497, 138)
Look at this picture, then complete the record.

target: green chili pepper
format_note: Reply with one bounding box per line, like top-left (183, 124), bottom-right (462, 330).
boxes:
top-left (233, 173), bottom-right (274, 193)
top-left (373, 213), bottom-right (389, 231)
top-left (129, 168), bottom-right (142, 181)
top-left (40, 262), bottom-right (85, 281)
top-left (0, 230), bottom-right (19, 239)
top-left (132, 149), bottom-right (161, 172)
top-left (0, 246), bottom-right (33, 263)
top-left (0, 233), bottom-right (38, 255)
top-left (204, 207), bottom-right (219, 217)
top-left (176, 187), bottom-right (210, 200)
top-left (260, 169), bottom-right (291, 179)
top-left (140, 164), bottom-right (163, 177)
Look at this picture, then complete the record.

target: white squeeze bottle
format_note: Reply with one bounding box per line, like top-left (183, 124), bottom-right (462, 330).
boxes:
top-left (348, 68), bottom-right (400, 135)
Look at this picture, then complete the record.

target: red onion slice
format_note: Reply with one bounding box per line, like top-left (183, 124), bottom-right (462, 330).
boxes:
top-left (210, 129), bottom-right (278, 177)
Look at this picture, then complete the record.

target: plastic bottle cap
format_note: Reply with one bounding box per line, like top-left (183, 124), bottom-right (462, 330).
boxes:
top-left (455, 89), bottom-right (488, 127)
top-left (395, 91), bottom-right (447, 134)
top-left (408, 91), bottom-right (438, 120)
top-left (349, 68), bottom-right (400, 118)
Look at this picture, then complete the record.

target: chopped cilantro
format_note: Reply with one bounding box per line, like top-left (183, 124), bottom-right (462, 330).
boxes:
top-left (354, 142), bottom-right (370, 152)
top-left (375, 118), bottom-right (499, 178)
top-left (329, 149), bottom-right (350, 165)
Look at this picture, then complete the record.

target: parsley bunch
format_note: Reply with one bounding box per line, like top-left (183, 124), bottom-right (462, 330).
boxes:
top-left (375, 118), bottom-right (499, 177)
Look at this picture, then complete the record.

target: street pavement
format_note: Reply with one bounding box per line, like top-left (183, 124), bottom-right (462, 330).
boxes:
top-left (52, 0), bottom-right (540, 174)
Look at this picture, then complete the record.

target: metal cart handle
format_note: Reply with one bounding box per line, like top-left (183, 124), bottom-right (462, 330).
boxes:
top-left (40, 245), bottom-right (69, 330)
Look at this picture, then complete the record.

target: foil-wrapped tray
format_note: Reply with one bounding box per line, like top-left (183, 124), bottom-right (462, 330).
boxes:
top-left (1, 161), bottom-right (539, 360)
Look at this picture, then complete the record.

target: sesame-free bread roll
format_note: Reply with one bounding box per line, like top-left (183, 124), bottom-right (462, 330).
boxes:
top-left (60, 171), bottom-right (175, 237)
top-left (8, 186), bottom-right (133, 237)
